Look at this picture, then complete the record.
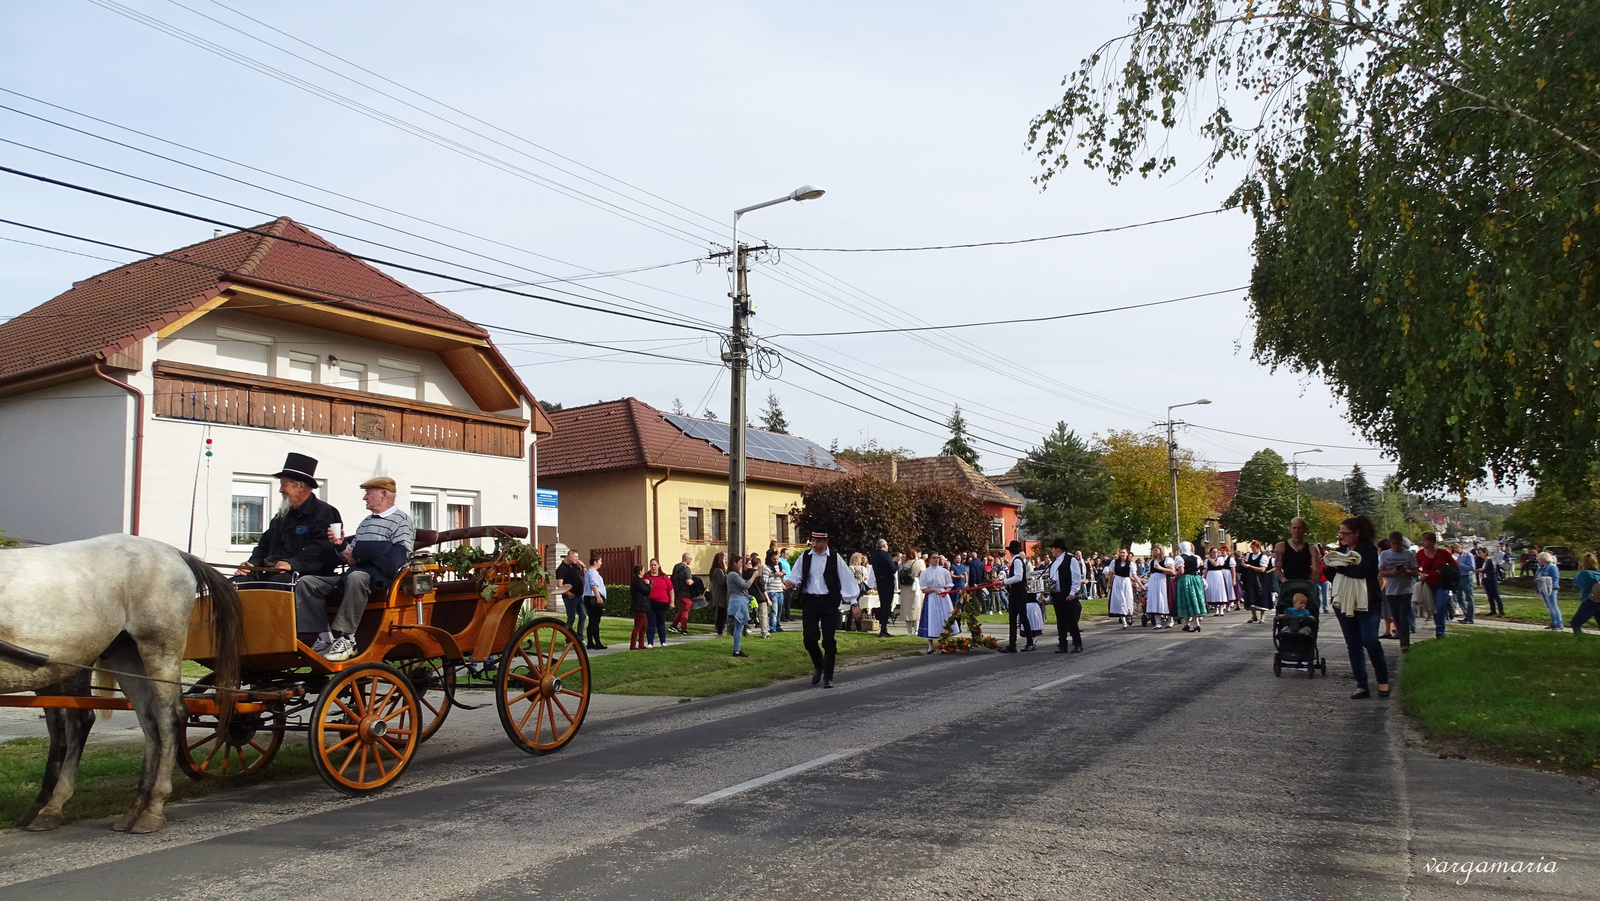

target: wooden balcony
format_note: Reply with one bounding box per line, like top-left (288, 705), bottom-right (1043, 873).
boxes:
top-left (152, 361), bottom-right (527, 458)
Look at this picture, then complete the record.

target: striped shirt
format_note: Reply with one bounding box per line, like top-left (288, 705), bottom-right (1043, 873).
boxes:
top-left (351, 506), bottom-right (415, 554)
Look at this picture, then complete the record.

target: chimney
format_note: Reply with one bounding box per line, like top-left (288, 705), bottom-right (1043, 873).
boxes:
top-left (890, 457), bottom-right (898, 483)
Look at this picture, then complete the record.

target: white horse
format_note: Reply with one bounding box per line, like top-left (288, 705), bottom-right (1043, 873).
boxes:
top-left (0, 534), bottom-right (241, 833)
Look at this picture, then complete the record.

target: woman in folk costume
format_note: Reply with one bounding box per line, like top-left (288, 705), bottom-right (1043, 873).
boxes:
top-left (1105, 547), bottom-right (1141, 628)
top-left (1240, 540), bottom-right (1275, 622)
top-left (1220, 546), bottom-right (1242, 610)
top-left (1203, 545), bottom-right (1232, 616)
top-left (1173, 541), bottom-right (1209, 632)
top-left (917, 554), bottom-right (958, 653)
top-left (1144, 544), bottom-right (1175, 628)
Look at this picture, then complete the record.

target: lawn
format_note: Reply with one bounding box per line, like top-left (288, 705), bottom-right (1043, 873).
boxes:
top-left (1401, 629), bottom-right (1600, 773)
top-left (0, 733), bottom-right (314, 830)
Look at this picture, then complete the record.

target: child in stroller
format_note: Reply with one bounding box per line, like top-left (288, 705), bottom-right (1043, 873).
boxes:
top-left (1272, 579), bottom-right (1327, 677)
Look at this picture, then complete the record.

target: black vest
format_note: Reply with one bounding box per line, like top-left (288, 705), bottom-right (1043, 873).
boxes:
top-left (798, 550), bottom-right (843, 603)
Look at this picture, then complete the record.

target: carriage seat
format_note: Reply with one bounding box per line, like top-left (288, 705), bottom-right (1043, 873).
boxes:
top-left (412, 525), bottom-right (528, 552)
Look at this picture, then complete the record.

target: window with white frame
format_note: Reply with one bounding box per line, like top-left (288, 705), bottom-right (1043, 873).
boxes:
top-left (375, 358), bottom-right (421, 400)
top-left (446, 492), bottom-right (476, 547)
top-left (409, 495), bottom-right (436, 532)
top-left (216, 327), bottom-right (272, 376)
top-left (332, 360), bottom-right (366, 392)
top-left (284, 351), bottom-right (318, 383)
top-left (230, 477), bottom-right (273, 547)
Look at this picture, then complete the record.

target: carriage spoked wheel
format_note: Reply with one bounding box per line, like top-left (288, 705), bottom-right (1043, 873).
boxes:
top-left (177, 702), bottom-right (285, 781)
top-left (390, 655), bottom-right (457, 743)
top-left (309, 662), bottom-right (420, 795)
top-left (496, 619), bottom-right (590, 755)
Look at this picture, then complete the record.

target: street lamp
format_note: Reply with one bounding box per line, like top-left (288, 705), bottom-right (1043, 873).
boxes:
top-left (1164, 399), bottom-right (1211, 549)
top-left (727, 184), bottom-right (826, 568)
top-left (1291, 448), bottom-right (1323, 517)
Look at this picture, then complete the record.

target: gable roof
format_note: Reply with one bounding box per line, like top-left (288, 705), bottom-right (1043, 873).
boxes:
top-left (539, 398), bottom-right (855, 486)
top-left (0, 218), bottom-right (522, 399)
top-left (1212, 469), bottom-right (1241, 513)
top-left (860, 455), bottom-right (1019, 508)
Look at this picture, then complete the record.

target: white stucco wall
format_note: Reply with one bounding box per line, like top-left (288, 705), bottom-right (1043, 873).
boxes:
top-left (0, 378), bottom-right (132, 543)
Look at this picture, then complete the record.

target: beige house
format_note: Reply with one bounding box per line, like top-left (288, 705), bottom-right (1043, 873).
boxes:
top-left (537, 398), bottom-right (854, 581)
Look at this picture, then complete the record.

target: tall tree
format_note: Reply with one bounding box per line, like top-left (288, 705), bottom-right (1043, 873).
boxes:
top-left (907, 483), bottom-right (993, 556)
top-left (1016, 423), bottom-right (1113, 551)
top-left (836, 439), bottom-right (915, 465)
top-left (1345, 465), bottom-right (1378, 520)
top-left (1098, 430), bottom-right (1219, 546)
top-left (1028, 1), bottom-right (1600, 495)
top-left (758, 391), bottom-right (789, 434)
top-left (1220, 449), bottom-right (1296, 543)
top-left (941, 405), bottom-right (980, 469)
top-left (1304, 498), bottom-right (1348, 546)
top-left (792, 475), bottom-right (913, 556)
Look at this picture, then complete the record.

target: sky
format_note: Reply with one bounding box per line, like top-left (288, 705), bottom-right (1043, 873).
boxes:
top-left (0, 1), bottom-right (1511, 500)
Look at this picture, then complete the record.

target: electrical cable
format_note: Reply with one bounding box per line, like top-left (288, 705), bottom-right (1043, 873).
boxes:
top-left (776, 208), bottom-right (1230, 252)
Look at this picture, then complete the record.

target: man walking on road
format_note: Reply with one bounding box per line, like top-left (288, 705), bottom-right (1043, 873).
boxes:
top-left (1003, 540), bottom-right (1031, 653)
top-left (1048, 538), bottom-right (1083, 653)
top-left (869, 538), bottom-right (899, 637)
top-left (785, 531), bottom-right (858, 688)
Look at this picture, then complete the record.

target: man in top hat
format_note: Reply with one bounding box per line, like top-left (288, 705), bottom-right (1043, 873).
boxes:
top-left (295, 476), bottom-right (415, 662)
top-left (784, 531), bottom-right (859, 688)
top-left (236, 453), bottom-right (342, 584)
top-left (1047, 538), bottom-right (1085, 653)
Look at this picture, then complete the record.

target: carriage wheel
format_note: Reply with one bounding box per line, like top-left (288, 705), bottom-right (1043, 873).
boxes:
top-left (391, 655), bottom-right (457, 743)
top-left (177, 705), bottom-right (284, 780)
top-left (309, 662), bottom-right (419, 796)
top-left (496, 618), bottom-right (590, 755)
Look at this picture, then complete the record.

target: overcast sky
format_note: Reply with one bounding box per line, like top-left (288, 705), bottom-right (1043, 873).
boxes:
top-left (0, 2), bottom-right (1512, 500)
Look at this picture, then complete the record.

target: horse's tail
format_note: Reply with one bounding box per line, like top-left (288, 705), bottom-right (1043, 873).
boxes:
top-left (91, 669), bottom-right (118, 721)
top-left (180, 551), bottom-right (242, 729)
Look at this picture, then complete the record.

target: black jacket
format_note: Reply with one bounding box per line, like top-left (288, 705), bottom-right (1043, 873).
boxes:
top-left (248, 496), bottom-right (343, 577)
top-left (671, 562), bottom-right (704, 599)
top-left (870, 549), bottom-right (898, 589)
top-left (630, 577), bottom-right (653, 613)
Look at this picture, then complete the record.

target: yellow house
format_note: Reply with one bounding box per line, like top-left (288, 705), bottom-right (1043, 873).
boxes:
top-left (537, 398), bottom-right (855, 582)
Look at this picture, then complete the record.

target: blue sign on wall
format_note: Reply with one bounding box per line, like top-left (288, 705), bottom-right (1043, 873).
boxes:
top-left (535, 489), bottom-right (559, 528)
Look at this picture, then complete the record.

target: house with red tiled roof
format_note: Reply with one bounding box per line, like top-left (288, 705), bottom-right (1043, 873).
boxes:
top-left (860, 455), bottom-right (1021, 551)
top-left (537, 398), bottom-right (852, 578)
top-left (0, 218), bottom-right (551, 553)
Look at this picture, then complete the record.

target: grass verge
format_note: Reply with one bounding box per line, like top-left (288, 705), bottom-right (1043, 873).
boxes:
top-left (586, 630), bottom-right (925, 696)
top-left (1401, 629), bottom-right (1600, 774)
top-left (0, 733), bottom-right (315, 830)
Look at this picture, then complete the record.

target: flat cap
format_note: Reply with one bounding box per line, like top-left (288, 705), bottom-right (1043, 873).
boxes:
top-left (360, 476), bottom-right (397, 493)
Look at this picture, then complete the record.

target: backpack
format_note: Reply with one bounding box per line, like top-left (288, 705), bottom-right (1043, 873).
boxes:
top-left (898, 567), bottom-right (913, 587)
top-left (1435, 555), bottom-right (1460, 591)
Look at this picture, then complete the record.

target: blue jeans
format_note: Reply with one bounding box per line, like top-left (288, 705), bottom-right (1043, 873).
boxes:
top-left (1572, 597), bottom-right (1598, 630)
top-left (1432, 586), bottom-right (1453, 636)
top-left (1454, 580), bottom-right (1475, 622)
top-left (1318, 582), bottom-right (1331, 612)
top-left (768, 590), bottom-right (785, 631)
top-left (646, 604), bottom-right (668, 645)
top-left (1537, 583), bottom-right (1564, 628)
top-left (563, 595), bottom-right (587, 636)
top-left (1334, 606), bottom-right (1388, 690)
top-left (728, 599), bottom-right (750, 653)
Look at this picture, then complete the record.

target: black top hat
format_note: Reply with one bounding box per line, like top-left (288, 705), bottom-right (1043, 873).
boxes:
top-left (1006, 540), bottom-right (1024, 554)
top-left (272, 452), bottom-right (319, 485)
top-left (1050, 538), bottom-right (1069, 551)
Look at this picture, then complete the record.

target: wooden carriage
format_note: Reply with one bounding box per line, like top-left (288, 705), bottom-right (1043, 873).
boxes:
top-left (170, 524), bottom-right (591, 794)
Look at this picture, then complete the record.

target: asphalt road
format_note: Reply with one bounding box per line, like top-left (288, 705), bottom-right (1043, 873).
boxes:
top-left (1, 614), bottom-right (1594, 900)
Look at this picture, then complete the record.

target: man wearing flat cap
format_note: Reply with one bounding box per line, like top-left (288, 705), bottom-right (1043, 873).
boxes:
top-left (294, 474), bottom-right (415, 662)
top-left (784, 531), bottom-right (859, 688)
top-left (237, 452), bottom-right (343, 585)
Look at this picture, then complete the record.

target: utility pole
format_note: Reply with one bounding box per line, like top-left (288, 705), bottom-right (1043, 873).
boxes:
top-left (726, 241), bottom-right (750, 569)
top-left (1162, 399), bottom-right (1210, 549)
top-left (1291, 448), bottom-right (1323, 518)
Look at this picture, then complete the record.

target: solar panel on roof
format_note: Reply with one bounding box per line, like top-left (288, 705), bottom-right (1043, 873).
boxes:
top-left (662, 414), bottom-right (842, 471)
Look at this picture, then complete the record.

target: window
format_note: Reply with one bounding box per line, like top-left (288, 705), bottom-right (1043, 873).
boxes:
top-left (710, 508), bottom-right (727, 542)
top-left (774, 513), bottom-right (790, 545)
top-left (216, 327), bottom-right (271, 376)
top-left (410, 497), bottom-right (435, 532)
top-left (686, 507), bottom-right (703, 542)
top-left (284, 351), bottom-right (318, 383)
top-left (332, 361), bottom-right (366, 392)
top-left (375, 358), bottom-right (421, 400)
top-left (989, 518), bottom-right (1004, 549)
top-left (446, 492), bottom-right (476, 547)
top-left (230, 478), bottom-right (272, 546)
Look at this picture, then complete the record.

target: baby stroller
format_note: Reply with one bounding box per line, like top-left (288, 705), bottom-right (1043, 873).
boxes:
top-left (1272, 578), bottom-right (1327, 678)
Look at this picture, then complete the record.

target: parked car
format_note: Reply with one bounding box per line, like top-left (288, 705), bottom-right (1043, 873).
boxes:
top-left (1542, 545), bottom-right (1577, 570)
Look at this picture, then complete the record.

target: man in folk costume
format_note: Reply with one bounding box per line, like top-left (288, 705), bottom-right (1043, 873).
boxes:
top-left (1047, 538), bottom-right (1084, 654)
top-left (1002, 540), bottom-right (1034, 652)
top-left (784, 532), bottom-right (859, 688)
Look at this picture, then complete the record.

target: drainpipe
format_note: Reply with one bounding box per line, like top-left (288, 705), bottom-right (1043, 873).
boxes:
top-left (650, 467), bottom-right (673, 563)
top-left (529, 435), bottom-right (538, 541)
top-left (93, 363), bottom-right (144, 536)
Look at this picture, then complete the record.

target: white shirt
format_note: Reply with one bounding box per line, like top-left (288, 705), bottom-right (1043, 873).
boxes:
top-left (919, 565), bottom-right (952, 595)
top-left (791, 549), bottom-right (860, 601)
top-left (1004, 555), bottom-right (1028, 586)
top-left (1048, 552), bottom-right (1069, 592)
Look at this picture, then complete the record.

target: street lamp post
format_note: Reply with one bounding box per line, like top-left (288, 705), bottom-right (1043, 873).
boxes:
top-left (726, 185), bottom-right (825, 568)
top-left (1163, 399), bottom-right (1211, 549)
top-left (1291, 448), bottom-right (1323, 517)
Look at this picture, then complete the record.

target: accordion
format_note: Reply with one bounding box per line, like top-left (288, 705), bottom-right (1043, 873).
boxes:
top-left (1027, 573), bottom-right (1058, 594)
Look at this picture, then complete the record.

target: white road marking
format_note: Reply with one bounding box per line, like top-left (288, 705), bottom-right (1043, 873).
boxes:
top-left (1030, 674), bottom-right (1084, 691)
top-left (686, 750), bottom-right (861, 805)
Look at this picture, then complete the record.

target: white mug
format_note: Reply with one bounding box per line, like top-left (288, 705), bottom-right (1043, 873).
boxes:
top-left (330, 523), bottom-right (344, 541)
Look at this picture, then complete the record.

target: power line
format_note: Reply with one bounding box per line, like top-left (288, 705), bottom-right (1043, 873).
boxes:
top-left (776, 208), bottom-right (1229, 252)
top-left (766, 287), bottom-right (1245, 337)
top-left (1184, 423), bottom-right (1384, 453)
